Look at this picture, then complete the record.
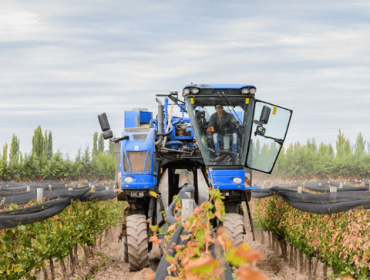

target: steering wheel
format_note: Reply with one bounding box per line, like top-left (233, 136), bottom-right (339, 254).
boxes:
top-left (224, 122), bottom-right (237, 134)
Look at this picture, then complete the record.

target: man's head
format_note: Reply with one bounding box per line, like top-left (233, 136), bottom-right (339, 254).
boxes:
top-left (215, 104), bottom-right (224, 115)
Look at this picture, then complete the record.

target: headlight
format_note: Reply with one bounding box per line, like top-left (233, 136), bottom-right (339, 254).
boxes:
top-left (123, 177), bottom-right (133, 183)
top-left (191, 88), bottom-right (200, 94)
top-left (183, 88), bottom-right (190, 96)
top-left (241, 87), bottom-right (256, 95)
top-left (233, 177), bottom-right (242, 184)
top-left (241, 88), bottom-right (250, 94)
top-left (249, 88), bottom-right (256, 94)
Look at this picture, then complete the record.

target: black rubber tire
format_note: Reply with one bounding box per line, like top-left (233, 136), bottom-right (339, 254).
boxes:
top-left (123, 235), bottom-right (128, 263)
top-left (126, 214), bottom-right (149, 271)
top-left (223, 213), bottom-right (245, 247)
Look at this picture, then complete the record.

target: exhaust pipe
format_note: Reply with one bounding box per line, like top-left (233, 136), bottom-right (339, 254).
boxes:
top-left (155, 98), bottom-right (164, 146)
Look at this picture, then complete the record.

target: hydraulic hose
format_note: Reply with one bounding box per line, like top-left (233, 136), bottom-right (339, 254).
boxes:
top-left (148, 197), bottom-right (156, 225)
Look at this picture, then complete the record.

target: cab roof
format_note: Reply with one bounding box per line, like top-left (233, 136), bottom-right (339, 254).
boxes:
top-left (184, 84), bottom-right (256, 89)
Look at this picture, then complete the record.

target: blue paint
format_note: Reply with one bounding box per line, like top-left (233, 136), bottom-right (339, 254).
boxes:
top-left (121, 175), bottom-right (157, 189)
top-left (208, 169), bottom-right (259, 190)
top-left (120, 128), bottom-right (157, 190)
top-left (124, 111), bottom-right (140, 128)
top-left (125, 110), bottom-right (153, 128)
top-left (140, 111), bottom-right (152, 123)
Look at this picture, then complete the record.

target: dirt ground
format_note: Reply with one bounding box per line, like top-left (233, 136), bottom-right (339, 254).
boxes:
top-left (46, 225), bottom-right (329, 280)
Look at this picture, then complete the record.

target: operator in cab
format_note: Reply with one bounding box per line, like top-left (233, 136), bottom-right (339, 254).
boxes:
top-left (206, 104), bottom-right (238, 157)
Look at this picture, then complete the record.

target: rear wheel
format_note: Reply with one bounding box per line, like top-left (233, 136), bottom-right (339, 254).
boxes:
top-left (126, 214), bottom-right (149, 271)
top-left (223, 213), bottom-right (245, 247)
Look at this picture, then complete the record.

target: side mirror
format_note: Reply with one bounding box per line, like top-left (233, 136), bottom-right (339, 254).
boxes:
top-left (259, 106), bottom-right (271, 124)
top-left (98, 113), bottom-right (110, 131)
top-left (98, 113), bottom-right (113, 139)
top-left (102, 130), bottom-right (113, 139)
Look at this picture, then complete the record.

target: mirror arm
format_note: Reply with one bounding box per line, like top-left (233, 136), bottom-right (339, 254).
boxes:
top-left (263, 135), bottom-right (284, 145)
top-left (110, 135), bottom-right (129, 143)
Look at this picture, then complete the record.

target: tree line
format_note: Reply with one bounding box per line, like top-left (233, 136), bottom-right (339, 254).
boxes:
top-left (269, 130), bottom-right (370, 179)
top-left (0, 127), bottom-right (116, 181)
top-left (2, 127), bottom-right (369, 181)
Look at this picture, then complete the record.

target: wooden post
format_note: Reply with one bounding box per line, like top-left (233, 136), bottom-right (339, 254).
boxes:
top-left (268, 231), bottom-right (271, 247)
top-left (261, 229), bottom-right (265, 245)
top-left (294, 247), bottom-right (298, 270)
top-left (308, 257), bottom-right (313, 279)
top-left (289, 244), bottom-right (294, 266)
top-left (37, 188), bottom-right (43, 202)
top-left (298, 251), bottom-right (304, 273)
top-left (330, 186), bottom-right (337, 202)
top-left (49, 257), bottom-right (55, 280)
top-left (182, 199), bottom-right (194, 224)
top-left (280, 240), bottom-right (287, 262)
top-left (274, 236), bottom-right (279, 253)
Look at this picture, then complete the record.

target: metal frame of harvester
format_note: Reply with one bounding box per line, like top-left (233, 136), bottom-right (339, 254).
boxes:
top-left (97, 84), bottom-right (293, 271)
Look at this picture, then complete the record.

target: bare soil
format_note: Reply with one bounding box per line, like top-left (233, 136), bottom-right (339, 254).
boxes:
top-left (244, 228), bottom-right (323, 280)
top-left (43, 225), bottom-right (330, 280)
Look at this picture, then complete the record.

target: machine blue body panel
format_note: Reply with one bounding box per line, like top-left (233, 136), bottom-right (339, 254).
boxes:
top-left (208, 169), bottom-right (259, 190)
top-left (120, 127), bottom-right (157, 189)
top-left (184, 84), bottom-right (256, 89)
top-left (140, 112), bottom-right (152, 123)
top-left (125, 110), bottom-right (153, 128)
top-left (125, 111), bottom-right (140, 128)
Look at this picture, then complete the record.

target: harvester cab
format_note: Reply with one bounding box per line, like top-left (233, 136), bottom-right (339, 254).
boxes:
top-left (97, 84), bottom-right (292, 271)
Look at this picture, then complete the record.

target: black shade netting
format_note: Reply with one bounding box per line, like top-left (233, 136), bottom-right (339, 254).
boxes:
top-left (0, 198), bottom-right (71, 229)
top-left (252, 183), bottom-right (370, 214)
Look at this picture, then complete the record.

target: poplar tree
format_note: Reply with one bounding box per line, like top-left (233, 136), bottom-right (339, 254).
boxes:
top-left (2, 143), bottom-right (8, 162)
top-left (32, 126), bottom-right (44, 158)
top-left (47, 131), bottom-right (53, 160)
top-left (93, 132), bottom-right (98, 156)
top-left (0, 143), bottom-right (8, 179)
top-left (44, 130), bottom-right (48, 153)
top-left (354, 133), bottom-right (365, 158)
top-left (109, 140), bottom-right (115, 154)
top-left (98, 133), bottom-right (104, 154)
top-left (9, 134), bottom-right (20, 165)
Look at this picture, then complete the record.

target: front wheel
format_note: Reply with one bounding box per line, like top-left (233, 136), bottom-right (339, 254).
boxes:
top-left (223, 213), bottom-right (245, 247)
top-left (126, 214), bottom-right (149, 271)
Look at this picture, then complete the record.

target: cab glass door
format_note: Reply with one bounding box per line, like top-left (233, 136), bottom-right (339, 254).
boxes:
top-left (245, 100), bottom-right (292, 173)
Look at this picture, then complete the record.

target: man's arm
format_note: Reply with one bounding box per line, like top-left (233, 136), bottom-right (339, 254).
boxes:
top-left (226, 112), bottom-right (237, 123)
top-left (206, 114), bottom-right (217, 133)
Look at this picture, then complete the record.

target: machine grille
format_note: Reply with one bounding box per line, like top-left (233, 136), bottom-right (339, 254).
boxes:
top-left (133, 134), bottom-right (147, 141)
top-left (126, 151), bottom-right (149, 172)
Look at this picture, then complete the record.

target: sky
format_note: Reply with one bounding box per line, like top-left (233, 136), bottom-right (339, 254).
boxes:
top-left (1, 0), bottom-right (370, 157)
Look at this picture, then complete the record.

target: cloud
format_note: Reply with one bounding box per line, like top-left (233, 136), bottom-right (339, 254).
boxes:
top-left (0, 0), bottom-right (370, 156)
